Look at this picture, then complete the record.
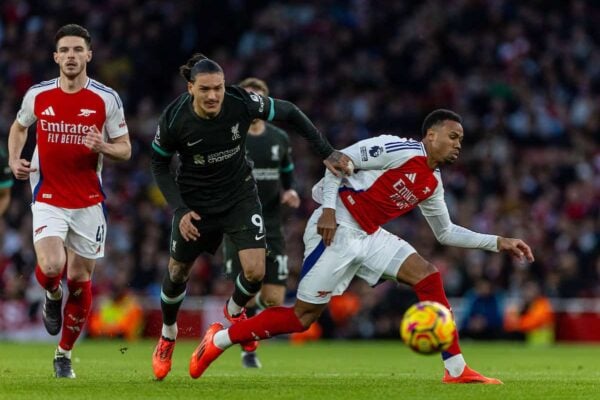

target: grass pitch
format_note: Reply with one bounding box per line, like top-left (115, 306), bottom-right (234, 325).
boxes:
top-left (0, 339), bottom-right (598, 400)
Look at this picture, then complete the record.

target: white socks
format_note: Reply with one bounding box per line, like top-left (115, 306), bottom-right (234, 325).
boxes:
top-left (444, 354), bottom-right (466, 377)
top-left (56, 346), bottom-right (71, 359)
top-left (161, 323), bottom-right (177, 340)
top-left (227, 299), bottom-right (243, 317)
top-left (213, 329), bottom-right (232, 350)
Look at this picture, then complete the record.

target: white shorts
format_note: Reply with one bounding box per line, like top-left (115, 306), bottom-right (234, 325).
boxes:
top-left (32, 202), bottom-right (107, 259)
top-left (297, 207), bottom-right (416, 304)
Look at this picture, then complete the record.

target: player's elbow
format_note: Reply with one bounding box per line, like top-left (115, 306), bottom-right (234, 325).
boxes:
top-left (433, 229), bottom-right (453, 246)
top-left (122, 141), bottom-right (132, 160)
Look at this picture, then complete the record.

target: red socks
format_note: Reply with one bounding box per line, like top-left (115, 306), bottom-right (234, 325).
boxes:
top-left (59, 280), bottom-right (92, 351)
top-left (34, 264), bottom-right (62, 292)
top-left (413, 272), bottom-right (461, 358)
top-left (228, 306), bottom-right (304, 344)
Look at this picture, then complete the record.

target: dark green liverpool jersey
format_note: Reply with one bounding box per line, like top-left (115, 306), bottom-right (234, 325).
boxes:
top-left (246, 124), bottom-right (293, 228)
top-left (152, 86), bottom-right (274, 213)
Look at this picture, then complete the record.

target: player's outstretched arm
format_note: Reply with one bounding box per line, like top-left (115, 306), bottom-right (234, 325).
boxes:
top-left (8, 120), bottom-right (37, 180)
top-left (269, 99), bottom-right (353, 176)
top-left (497, 237), bottom-right (535, 263)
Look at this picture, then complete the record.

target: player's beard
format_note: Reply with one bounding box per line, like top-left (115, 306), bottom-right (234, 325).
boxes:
top-left (202, 102), bottom-right (221, 118)
top-left (61, 63), bottom-right (84, 79)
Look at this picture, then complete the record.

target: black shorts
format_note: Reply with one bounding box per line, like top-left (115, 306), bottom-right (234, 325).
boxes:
top-left (222, 231), bottom-right (288, 286)
top-left (170, 196), bottom-right (266, 263)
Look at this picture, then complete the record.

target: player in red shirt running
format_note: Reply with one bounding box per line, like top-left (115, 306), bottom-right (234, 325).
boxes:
top-left (8, 24), bottom-right (131, 379)
top-left (189, 109), bottom-right (534, 383)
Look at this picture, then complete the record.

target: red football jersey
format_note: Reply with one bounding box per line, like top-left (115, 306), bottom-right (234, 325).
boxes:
top-left (313, 136), bottom-right (444, 234)
top-left (17, 78), bottom-right (128, 208)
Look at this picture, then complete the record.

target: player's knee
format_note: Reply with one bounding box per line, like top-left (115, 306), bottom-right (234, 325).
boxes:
top-left (422, 262), bottom-right (439, 278)
top-left (411, 262), bottom-right (439, 283)
top-left (294, 306), bottom-right (323, 330)
top-left (259, 294), bottom-right (283, 308)
top-left (242, 267), bottom-right (265, 283)
top-left (37, 257), bottom-right (65, 277)
top-left (168, 260), bottom-right (192, 283)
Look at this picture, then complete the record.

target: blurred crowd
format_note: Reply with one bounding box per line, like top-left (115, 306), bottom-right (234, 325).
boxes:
top-left (1, 0), bottom-right (599, 339)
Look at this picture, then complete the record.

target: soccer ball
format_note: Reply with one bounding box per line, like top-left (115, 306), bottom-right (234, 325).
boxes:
top-left (400, 301), bottom-right (456, 355)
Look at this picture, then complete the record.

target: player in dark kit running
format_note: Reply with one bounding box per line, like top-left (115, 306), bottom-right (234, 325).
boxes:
top-left (222, 77), bottom-right (300, 369)
top-left (150, 54), bottom-right (351, 380)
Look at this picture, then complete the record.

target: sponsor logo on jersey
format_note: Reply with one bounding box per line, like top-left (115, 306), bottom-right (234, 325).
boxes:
top-left (77, 108), bottom-right (97, 117)
top-left (369, 146), bottom-right (384, 157)
top-left (255, 234), bottom-right (265, 241)
top-left (207, 145), bottom-right (240, 164)
top-left (271, 145), bottom-right (280, 161)
top-left (41, 106), bottom-right (56, 116)
top-left (252, 168), bottom-right (279, 181)
top-left (40, 120), bottom-right (96, 134)
top-left (231, 123), bottom-right (241, 140)
top-left (389, 178), bottom-right (419, 210)
top-left (423, 187), bottom-right (431, 194)
top-left (41, 119), bottom-right (97, 145)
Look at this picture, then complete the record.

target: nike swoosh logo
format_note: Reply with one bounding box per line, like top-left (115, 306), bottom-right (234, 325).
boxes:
top-left (255, 234), bottom-right (265, 240)
top-left (187, 138), bottom-right (204, 146)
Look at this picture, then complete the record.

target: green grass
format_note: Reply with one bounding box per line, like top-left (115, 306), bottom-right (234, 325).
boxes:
top-left (1, 339), bottom-right (599, 400)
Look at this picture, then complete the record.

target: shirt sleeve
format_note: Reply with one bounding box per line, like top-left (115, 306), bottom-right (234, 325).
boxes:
top-left (16, 88), bottom-right (37, 128)
top-left (243, 90), bottom-right (272, 120)
top-left (151, 113), bottom-right (177, 157)
top-left (150, 112), bottom-right (189, 212)
top-left (280, 132), bottom-right (294, 190)
top-left (321, 169), bottom-right (343, 209)
top-left (104, 91), bottom-right (128, 139)
top-left (341, 135), bottom-right (415, 170)
top-left (419, 179), bottom-right (498, 252)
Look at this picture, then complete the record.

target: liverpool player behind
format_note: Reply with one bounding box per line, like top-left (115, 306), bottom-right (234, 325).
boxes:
top-left (189, 109), bottom-right (534, 383)
top-left (8, 24), bottom-right (131, 378)
top-left (150, 54), bottom-right (351, 380)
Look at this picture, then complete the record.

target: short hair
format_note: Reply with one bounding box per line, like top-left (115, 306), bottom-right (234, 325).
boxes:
top-left (55, 24), bottom-right (91, 48)
top-left (421, 109), bottom-right (462, 136)
top-left (179, 53), bottom-right (223, 82)
top-left (238, 77), bottom-right (269, 97)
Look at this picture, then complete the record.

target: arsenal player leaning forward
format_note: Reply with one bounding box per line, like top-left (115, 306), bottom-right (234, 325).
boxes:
top-left (190, 109), bottom-right (534, 383)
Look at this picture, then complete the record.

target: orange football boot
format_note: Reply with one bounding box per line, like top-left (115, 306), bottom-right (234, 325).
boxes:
top-left (152, 336), bottom-right (176, 380)
top-left (442, 366), bottom-right (503, 384)
top-left (189, 323), bottom-right (225, 379)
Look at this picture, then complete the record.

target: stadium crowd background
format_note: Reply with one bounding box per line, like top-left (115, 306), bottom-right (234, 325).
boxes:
top-left (1, 0), bottom-right (599, 340)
